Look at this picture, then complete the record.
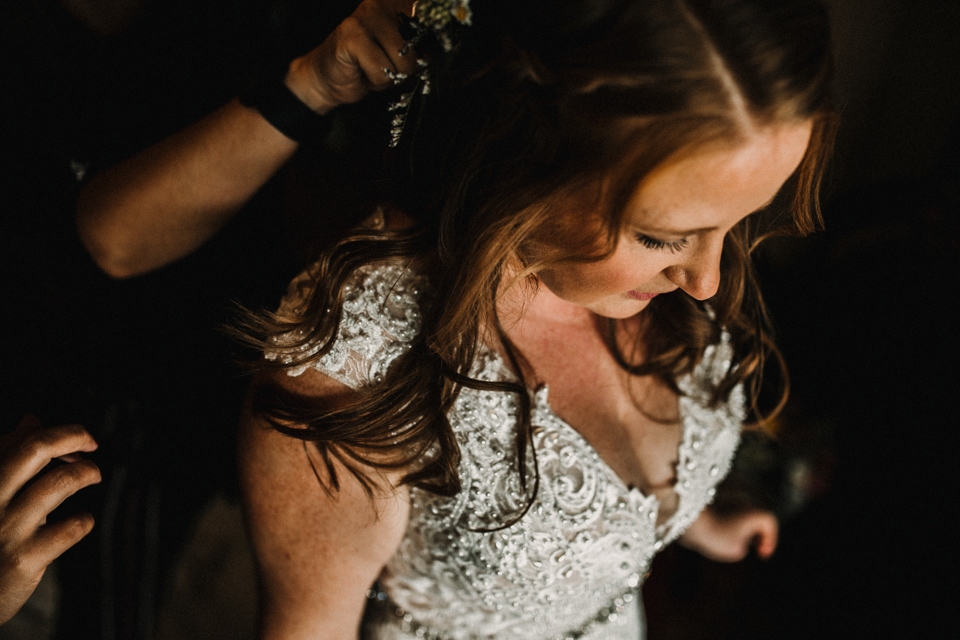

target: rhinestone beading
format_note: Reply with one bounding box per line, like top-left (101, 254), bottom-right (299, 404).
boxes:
top-left (269, 259), bottom-right (743, 639)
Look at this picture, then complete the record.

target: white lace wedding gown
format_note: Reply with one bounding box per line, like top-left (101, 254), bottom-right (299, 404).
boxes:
top-left (268, 261), bottom-right (744, 640)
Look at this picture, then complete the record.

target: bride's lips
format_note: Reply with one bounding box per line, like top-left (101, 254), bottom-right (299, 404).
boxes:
top-left (628, 290), bottom-right (660, 301)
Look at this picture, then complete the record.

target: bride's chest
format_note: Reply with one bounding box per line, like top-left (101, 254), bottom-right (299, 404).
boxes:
top-left (412, 339), bottom-right (743, 555)
top-left (510, 324), bottom-right (683, 498)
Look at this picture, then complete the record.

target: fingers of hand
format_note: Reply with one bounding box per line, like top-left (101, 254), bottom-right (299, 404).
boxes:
top-left (727, 510), bottom-right (778, 561)
top-left (30, 512), bottom-right (96, 565)
top-left (2, 459), bottom-right (101, 537)
top-left (0, 512), bottom-right (93, 625)
top-left (684, 508), bottom-right (779, 562)
top-left (0, 423), bottom-right (97, 507)
top-left (1, 512), bottom-right (94, 576)
top-left (302, 0), bottom-right (420, 111)
top-left (0, 566), bottom-right (46, 626)
top-left (349, 0), bottom-right (418, 89)
top-left (711, 529), bottom-right (752, 563)
top-left (0, 418), bottom-right (97, 624)
top-left (745, 511), bottom-right (779, 559)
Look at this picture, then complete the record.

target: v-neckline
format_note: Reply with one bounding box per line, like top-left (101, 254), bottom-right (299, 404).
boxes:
top-left (479, 346), bottom-right (690, 536)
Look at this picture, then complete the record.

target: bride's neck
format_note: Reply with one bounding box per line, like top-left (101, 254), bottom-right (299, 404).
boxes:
top-left (495, 263), bottom-right (597, 334)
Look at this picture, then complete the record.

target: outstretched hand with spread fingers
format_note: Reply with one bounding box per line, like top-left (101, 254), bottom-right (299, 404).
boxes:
top-left (0, 415), bottom-right (100, 625)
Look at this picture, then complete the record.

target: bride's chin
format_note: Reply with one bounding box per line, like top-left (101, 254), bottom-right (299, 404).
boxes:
top-left (587, 298), bottom-right (652, 320)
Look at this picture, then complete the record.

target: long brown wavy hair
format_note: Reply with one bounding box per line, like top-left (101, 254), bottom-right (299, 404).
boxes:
top-left (244, 0), bottom-right (837, 501)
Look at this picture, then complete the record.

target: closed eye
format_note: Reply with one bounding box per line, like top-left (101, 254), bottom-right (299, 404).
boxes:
top-left (635, 233), bottom-right (688, 253)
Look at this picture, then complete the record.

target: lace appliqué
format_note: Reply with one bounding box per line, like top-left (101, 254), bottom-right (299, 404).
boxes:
top-left (366, 585), bottom-right (640, 640)
top-left (264, 262), bottom-right (429, 389)
top-left (372, 342), bottom-right (740, 639)
top-left (661, 332), bottom-right (745, 544)
top-left (268, 261), bottom-right (742, 639)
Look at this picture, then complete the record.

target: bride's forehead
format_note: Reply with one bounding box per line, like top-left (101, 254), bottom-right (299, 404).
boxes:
top-left (526, 121), bottom-right (810, 227)
top-left (620, 122), bottom-right (812, 214)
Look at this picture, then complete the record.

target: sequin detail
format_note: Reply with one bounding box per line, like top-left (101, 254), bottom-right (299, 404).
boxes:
top-left (268, 261), bottom-right (742, 639)
top-left (366, 586), bottom-right (640, 640)
top-left (265, 262), bottom-right (428, 385)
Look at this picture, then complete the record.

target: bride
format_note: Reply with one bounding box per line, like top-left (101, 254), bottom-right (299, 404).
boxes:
top-left (237, 0), bottom-right (836, 637)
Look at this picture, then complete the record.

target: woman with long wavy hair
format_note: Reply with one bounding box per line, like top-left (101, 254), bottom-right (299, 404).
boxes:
top-left (237, 0), bottom-right (836, 637)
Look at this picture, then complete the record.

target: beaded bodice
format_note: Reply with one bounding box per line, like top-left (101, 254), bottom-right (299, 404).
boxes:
top-left (268, 261), bottom-right (744, 640)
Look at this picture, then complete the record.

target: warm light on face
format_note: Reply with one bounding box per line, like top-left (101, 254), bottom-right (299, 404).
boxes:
top-left (536, 121), bottom-right (813, 319)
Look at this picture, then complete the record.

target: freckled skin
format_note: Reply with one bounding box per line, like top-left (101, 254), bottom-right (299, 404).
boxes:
top-left (503, 121), bottom-right (811, 554)
top-left (537, 122), bottom-right (814, 319)
top-left (242, 123), bottom-right (812, 637)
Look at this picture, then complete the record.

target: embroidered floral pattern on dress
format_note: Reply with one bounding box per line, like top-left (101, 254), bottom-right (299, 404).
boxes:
top-left (268, 261), bottom-right (742, 639)
top-left (265, 262), bottom-right (429, 385)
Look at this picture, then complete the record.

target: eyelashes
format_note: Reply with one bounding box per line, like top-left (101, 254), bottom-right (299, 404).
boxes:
top-left (635, 233), bottom-right (689, 253)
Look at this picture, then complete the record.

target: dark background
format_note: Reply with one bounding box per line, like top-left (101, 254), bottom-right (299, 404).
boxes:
top-left (1, 0), bottom-right (957, 638)
top-left (646, 2), bottom-right (960, 638)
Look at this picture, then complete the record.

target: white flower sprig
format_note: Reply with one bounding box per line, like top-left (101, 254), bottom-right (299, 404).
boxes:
top-left (389, 0), bottom-right (473, 147)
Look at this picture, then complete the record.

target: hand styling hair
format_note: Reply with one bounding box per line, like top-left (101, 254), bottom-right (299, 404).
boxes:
top-left (241, 0), bottom-right (836, 504)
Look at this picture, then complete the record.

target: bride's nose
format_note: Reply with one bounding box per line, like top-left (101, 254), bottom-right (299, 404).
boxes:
top-left (663, 238), bottom-right (723, 300)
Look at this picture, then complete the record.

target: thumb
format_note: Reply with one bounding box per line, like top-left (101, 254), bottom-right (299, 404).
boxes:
top-left (742, 510), bottom-right (779, 559)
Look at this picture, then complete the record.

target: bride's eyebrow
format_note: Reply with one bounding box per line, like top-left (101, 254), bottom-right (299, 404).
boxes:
top-left (636, 222), bottom-right (716, 235)
top-left (633, 194), bottom-right (779, 235)
top-left (630, 209), bottom-right (716, 235)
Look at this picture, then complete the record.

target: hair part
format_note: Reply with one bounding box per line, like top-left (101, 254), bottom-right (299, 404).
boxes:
top-left (244, 0), bottom-right (837, 507)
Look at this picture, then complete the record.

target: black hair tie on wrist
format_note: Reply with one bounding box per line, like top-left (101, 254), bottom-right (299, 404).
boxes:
top-left (239, 70), bottom-right (332, 144)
